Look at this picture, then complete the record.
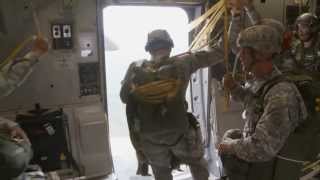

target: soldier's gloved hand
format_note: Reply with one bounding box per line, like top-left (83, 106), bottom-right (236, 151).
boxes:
top-left (11, 126), bottom-right (30, 145)
top-left (157, 64), bottom-right (177, 79)
top-left (223, 73), bottom-right (237, 90)
top-left (227, 0), bottom-right (244, 15)
top-left (218, 141), bottom-right (234, 155)
top-left (3, 124), bottom-right (31, 145)
top-left (222, 129), bottom-right (242, 142)
top-left (242, 0), bottom-right (254, 10)
top-left (24, 37), bottom-right (48, 61)
top-left (227, 0), bottom-right (254, 16)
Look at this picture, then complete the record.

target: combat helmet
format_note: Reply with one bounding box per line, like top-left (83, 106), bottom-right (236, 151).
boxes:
top-left (0, 134), bottom-right (33, 179)
top-left (145, 29), bottom-right (174, 52)
top-left (261, 18), bottom-right (285, 39)
top-left (295, 13), bottom-right (319, 33)
top-left (237, 25), bottom-right (282, 54)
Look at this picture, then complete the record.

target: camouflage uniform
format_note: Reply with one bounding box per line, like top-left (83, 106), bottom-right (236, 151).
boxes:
top-left (231, 6), bottom-right (297, 73)
top-left (291, 13), bottom-right (320, 73)
top-left (0, 37), bottom-right (46, 98)
top-left (120, 53), bottom-right (221, 180)
top-left (0, 37), bottom-right (46, 179)
top-left (0, 117), bottom-right (19, 132)
top-left (0, 117), bottom-right (31, 180)
top-left (0, 52), bottom-right (39, 128)
top-left (208, 6), bottom-right (257, 80)
top-left (226, 68), bottom-right (307, 161)
top-left (0, 127), bottom-right (33, 179)
top-left (291, 35), bottom-right (320, 72)
top-left (120, 26), bottom-right (246, 179)
top-left (0, 55), bottom-right (40, 123)
top-left (220, 25), bottom-right (308, 180)
top-left (0, 37), bottom-right (47, 125)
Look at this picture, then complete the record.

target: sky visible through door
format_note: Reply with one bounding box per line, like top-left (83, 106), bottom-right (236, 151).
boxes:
top-left (103, 6), bottom-right (189, 179)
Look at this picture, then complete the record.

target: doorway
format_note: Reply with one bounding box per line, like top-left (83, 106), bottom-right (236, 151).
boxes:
top-left (103, 6), bottom-right (189, 179)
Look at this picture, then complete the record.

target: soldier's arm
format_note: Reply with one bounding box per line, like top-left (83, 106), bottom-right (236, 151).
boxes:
top-left (0, 117), bottom-right (18, 128)
top-left (211, 11), bottom-right (244, 60)
top-left (245, 4), bottom-right (261, 26)
top-left (174, 9), bottom-right (246, 77)
top-left (229, 15), bottom-right (243, 54)
top-left (218, 3), bottom-right (261, 55)
top-left (174, 47), bottom-right (225, 78)
top-left (0, 116), bottom-right (31, 144)
top-left (216, 13), bottom-right (243, 55)
top-left (229, 82), bottom-right (303, 162)
top-left (220, 4), bottom-right (260, 55)
top-left (223, 73), bottom-right (253, 103)
top-left (0, 37), bottom-right (48, 98)
top-left (0, 58), bottom-right (39, 98)
top-left (120, 63), bottom-right (136, 104)
top-left (229, 83), bottom-right (252, 103)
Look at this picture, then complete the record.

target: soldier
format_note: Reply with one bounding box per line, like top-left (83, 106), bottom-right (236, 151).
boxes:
top-left (120, 22), bottom-right (255, 178)
top-left (125, 80), bottom-right (151, 176)
top-left (212, 0), bottom-right (295, 80)
top-left (292, 13), bottom-right (320, 72)
top-left (219, 25), bottom-right (307, 180)
top-left (0, 117), bottom-right (33, 179)
top-left (0, 37), bottom-right (48, 179)
top-left (120, 29), bottom-right (207, 180)
top-left (260, 18), bottom-right (297, 72)
top-left (228, 0), bottom-right (301, 73)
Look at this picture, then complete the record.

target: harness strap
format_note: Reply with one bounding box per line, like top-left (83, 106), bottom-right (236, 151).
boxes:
top-left (277, 155), bottom-right (306, 164)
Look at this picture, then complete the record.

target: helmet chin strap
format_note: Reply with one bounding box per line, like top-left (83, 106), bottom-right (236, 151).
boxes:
top-left (246, 60), bottom-right (256, 73)
top-left (303, 33), bottom-right (313, 42)
top-left (151, 54), bottom-right (169, 62)
top-left (243, 50), bottom-right (257, 73)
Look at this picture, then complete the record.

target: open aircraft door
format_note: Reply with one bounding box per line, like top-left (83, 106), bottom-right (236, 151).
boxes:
top-left (97, 0), bottom-right (224, 177)
top-left (0, 0), bottom-right (305, 178)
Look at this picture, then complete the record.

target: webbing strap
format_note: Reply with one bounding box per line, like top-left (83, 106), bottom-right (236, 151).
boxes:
top-left (223, 0), bottom-right (230, 111)
top-left (277, 155), bottom-right (306, 164)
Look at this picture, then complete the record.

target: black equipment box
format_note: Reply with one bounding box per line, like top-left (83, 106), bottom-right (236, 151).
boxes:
top-left (16, 106), bottom-right (71, 172)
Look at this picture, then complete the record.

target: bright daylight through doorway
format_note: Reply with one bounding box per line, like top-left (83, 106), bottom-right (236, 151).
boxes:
top-left (103, 6), bottom-right (189, 180)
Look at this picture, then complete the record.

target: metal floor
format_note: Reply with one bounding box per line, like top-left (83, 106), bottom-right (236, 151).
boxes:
top-left (104, 136), bottom-right (220, 180)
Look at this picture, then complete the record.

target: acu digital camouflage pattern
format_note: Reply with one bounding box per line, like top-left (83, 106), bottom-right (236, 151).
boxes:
top-left (0, 134), bottom-right (33, 179)
top-left (0, 117), bottom-right (19, 135)
top-left (237, 25), bottom-right (282, 55)
top-left (120, 24), bottom-right (245, 146)
top-left (291, 35), bottom-right (320, 72)
top-left (120, 22), bottom-right (246, 179)
top-left (221, 21), bottom-right (307, 162)
top-left (225, 67), bottom-right (307, 162)
top-left (119, 7), bottom-right (264, 179)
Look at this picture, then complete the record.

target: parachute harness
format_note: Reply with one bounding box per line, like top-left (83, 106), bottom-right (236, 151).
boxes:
top-left (132, 79), bottom-right (181, 104)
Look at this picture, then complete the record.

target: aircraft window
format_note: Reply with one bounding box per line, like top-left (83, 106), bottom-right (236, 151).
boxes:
top-left (103, 6), bottom-right (190, 179)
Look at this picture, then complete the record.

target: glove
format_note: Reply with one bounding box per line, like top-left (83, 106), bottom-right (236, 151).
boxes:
top-left (223, 73), bottom-right (237, 90)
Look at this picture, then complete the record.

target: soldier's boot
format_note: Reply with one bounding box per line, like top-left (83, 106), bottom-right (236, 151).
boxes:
top-left (136, 162), bottom-right (150, 176)
top-left (189, 158), bottom-right (210, 180)
top-left (151, 165), bottom-right (173, 180)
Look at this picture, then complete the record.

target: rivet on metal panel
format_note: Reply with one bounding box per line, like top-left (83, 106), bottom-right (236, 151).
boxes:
top-left (193, 77), bottom-right (197, 82)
